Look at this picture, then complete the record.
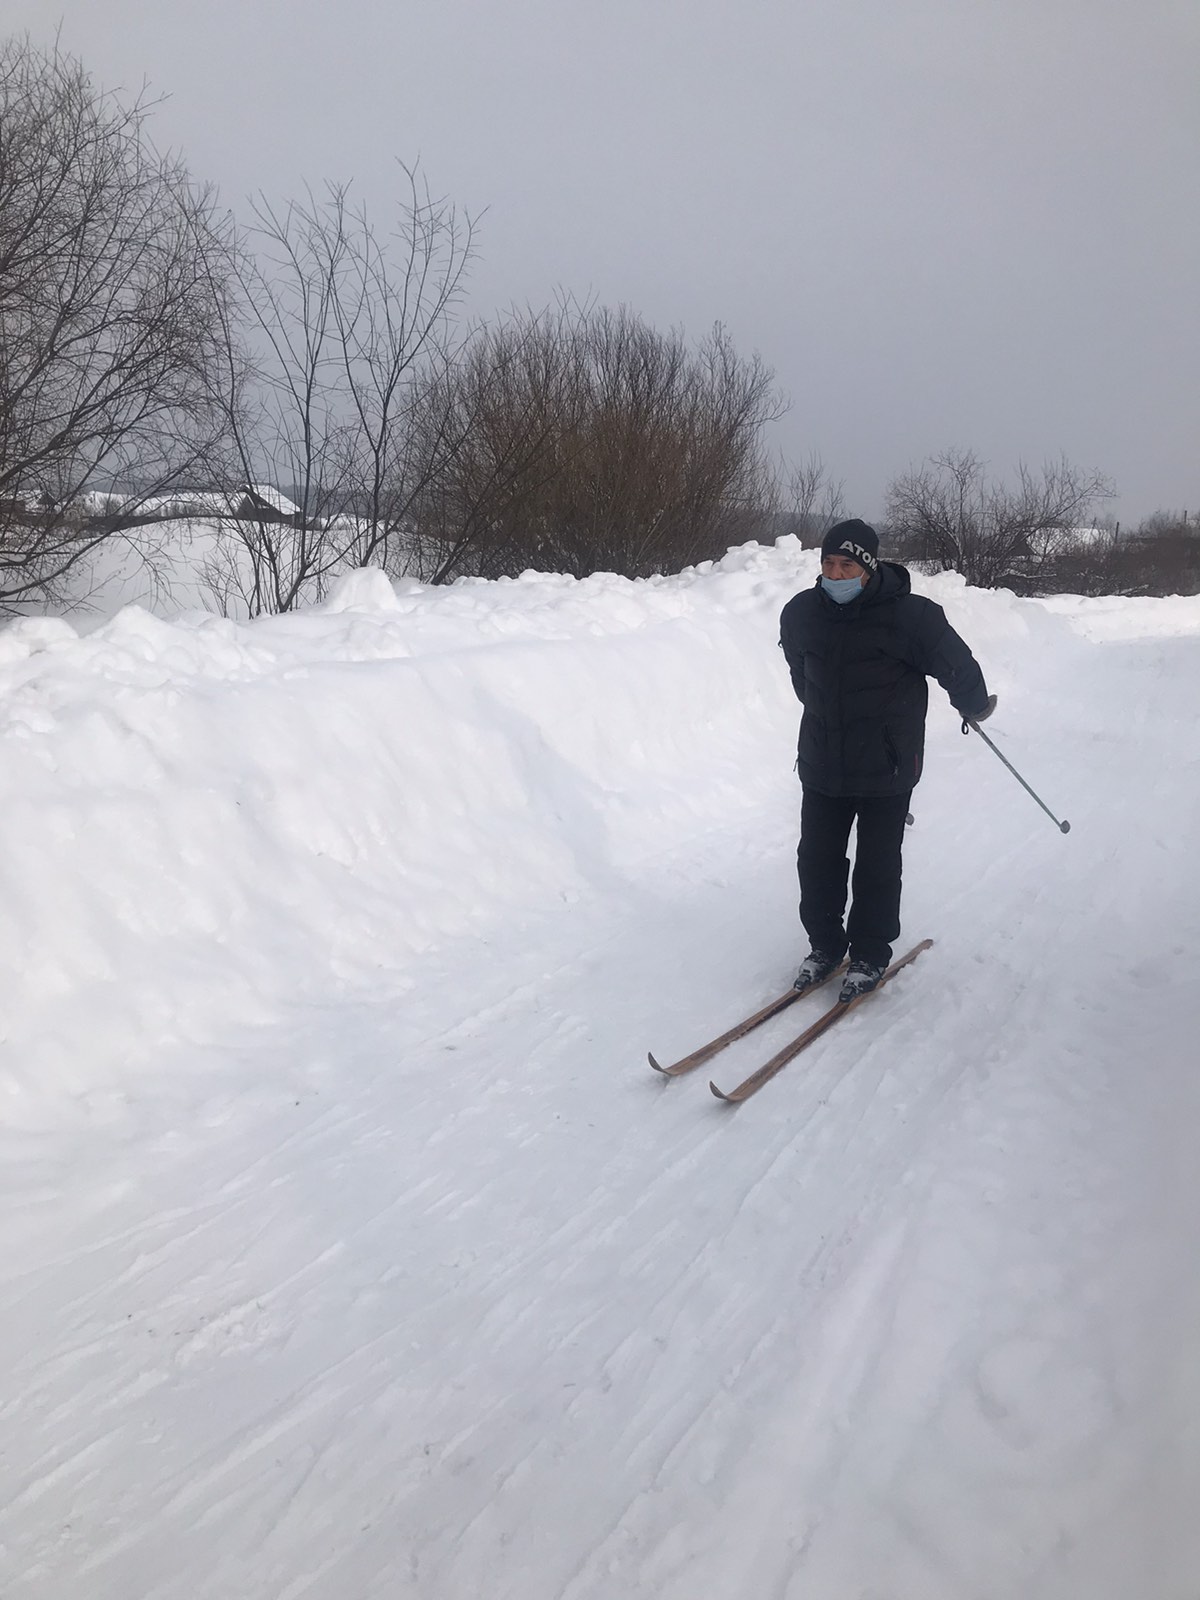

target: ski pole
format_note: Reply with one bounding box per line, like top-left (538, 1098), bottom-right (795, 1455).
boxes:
top-left (963, 718), bottom-right (1070, 833)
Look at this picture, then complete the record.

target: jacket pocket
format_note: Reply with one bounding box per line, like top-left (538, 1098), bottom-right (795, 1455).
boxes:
top-left (883, 726), bottom-right (900, 777)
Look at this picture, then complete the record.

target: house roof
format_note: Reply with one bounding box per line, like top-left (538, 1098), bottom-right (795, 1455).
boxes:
top-left (129, 485), bottom-right (301, 519)
top-left (245, 484), bottom-right (301, 517)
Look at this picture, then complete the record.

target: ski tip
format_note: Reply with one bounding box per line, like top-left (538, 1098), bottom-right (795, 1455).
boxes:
top-left (709, 1081), bottom-right (735, 1103)
top-left (648, 1052), bottom-right (669, 1074)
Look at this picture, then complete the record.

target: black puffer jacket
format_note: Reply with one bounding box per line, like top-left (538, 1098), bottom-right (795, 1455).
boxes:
top-left (779, 562), bottom-right (989, 797)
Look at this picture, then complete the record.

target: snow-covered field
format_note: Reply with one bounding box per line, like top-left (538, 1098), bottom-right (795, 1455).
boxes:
top-left (2, 539), bottom-right (1198, 1599)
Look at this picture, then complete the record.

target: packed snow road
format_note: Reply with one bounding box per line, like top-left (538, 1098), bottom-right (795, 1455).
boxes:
top-left (2, 546), bottom-right (1198, 1598)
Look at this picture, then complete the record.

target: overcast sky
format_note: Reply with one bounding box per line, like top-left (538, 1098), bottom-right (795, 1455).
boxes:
top-left (9, 0), bottom-right (1199, 524)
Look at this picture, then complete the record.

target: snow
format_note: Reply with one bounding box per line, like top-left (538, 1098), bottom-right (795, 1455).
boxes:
top-left (134, 491), bottom-right (240, 519)
top-left (1035, 589), bottom-right (1200, 641)
top-left (3, 537), bottom-right (1199, 1598)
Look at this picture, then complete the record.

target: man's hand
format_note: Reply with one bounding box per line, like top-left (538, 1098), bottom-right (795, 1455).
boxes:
top-left (972, 693), bottom-right (998, 723)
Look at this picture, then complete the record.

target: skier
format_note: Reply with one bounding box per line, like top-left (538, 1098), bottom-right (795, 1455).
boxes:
top-left (780, 519), bottom-right (995, 1003)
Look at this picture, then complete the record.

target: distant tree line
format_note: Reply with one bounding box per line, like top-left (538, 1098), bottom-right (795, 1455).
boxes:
top-left (881, 449), bottom-right (1198, 598)
top-left (2, 36), bottom-right (1194, 614)
top-left (0, 36), bottom-right (795, 614)
top-left (1051, 511), bottom-right (1200, 599)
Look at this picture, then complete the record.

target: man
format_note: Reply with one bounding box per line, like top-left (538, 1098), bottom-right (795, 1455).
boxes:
top-left (779, 519), bottom-right (994, 1003)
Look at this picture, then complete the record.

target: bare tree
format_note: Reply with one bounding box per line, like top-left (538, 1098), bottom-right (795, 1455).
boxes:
top-left (0, 36), bottom-right (235, 608)
top-left (1108, 512), bottom-right (1199, 597)
top-left (403, 302), bottom-right (580, 582)
top-left (785, 452), bottom-right (846, 546)
top-left (411, 301), bottom-right (786, 582)
top-left (1131, 513), bottom-right (1200, 596)
top-left (205, 172), bottom-right (477, 614)
top-left (884, 448), bottom-right (1115, 591)
top-left (997, 508), bottom-right (1200, 599)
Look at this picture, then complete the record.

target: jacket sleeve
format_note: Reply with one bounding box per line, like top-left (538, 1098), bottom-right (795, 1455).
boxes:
top-left (911, 600), bottom-right (989, 717)
top-left (779, 602), bottom-right (806, 703)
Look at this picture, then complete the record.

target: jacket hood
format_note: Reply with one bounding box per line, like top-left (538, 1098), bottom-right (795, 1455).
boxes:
top-left (872, 560), bottom-right (911, 599)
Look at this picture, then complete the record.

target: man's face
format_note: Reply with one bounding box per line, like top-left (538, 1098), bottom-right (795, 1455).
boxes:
top-left (821, 553), bottom-right (868, 586)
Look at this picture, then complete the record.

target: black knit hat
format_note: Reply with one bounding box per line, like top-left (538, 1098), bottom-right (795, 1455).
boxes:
top-left (821, 519), bottom-right (880, 574)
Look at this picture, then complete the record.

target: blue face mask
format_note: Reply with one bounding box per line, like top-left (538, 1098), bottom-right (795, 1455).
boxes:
top-left (821, 574), bottom-right (863, 604)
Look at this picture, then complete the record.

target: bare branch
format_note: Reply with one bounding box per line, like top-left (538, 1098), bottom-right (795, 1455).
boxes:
top-left (0, 36), bottom-right (236, 607)
top-left (410, 301), bottom-right (785, 583)
top-left (884, 449), bottom-right (1115, 591)
top-left (203, 169), bottom-right (479, 612)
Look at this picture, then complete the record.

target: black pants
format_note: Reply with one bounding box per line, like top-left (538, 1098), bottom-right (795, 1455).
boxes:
top-left (797, 788), bottom-right (912, 969)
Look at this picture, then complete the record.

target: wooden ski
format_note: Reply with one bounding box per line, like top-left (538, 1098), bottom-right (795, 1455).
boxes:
top-left (649, 961), bottom-right (848, 1077)
top-left (709, 939), bottom-right (934, 1104)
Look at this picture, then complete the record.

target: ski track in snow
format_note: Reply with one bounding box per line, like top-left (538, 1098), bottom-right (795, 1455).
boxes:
top-left (2, 556), bottom-right (1200, 1599)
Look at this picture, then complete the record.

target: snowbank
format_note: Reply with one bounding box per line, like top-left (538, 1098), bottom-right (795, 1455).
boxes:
top-left (0, 542), bottom-right (802, 1105)
top-left (4, 541), bottom-right (1199, 1113)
